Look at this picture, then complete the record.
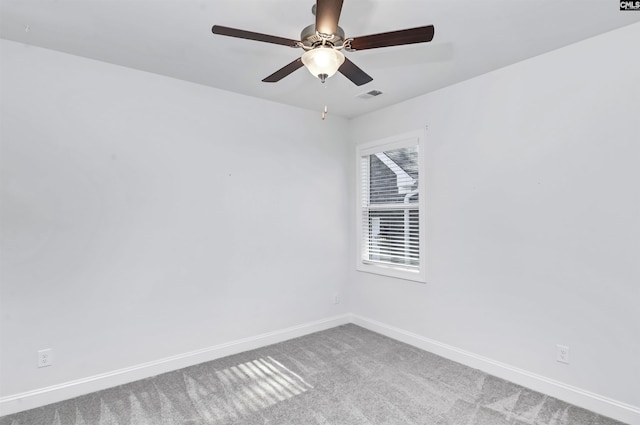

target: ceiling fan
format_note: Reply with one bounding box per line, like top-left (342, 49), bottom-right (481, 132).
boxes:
top-left (211, 0), bottom-right (435, 86)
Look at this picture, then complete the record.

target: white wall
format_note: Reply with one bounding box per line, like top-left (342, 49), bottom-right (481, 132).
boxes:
top-left (0, 40), bottom-right (350, 399)
top-left (349, 22), bottom-right (640, 409)
top-left (2, 21), bottom-right (639, 420)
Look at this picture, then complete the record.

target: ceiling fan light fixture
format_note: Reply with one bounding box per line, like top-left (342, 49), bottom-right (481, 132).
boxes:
top-left (301, 46), bottom-right (345, 82)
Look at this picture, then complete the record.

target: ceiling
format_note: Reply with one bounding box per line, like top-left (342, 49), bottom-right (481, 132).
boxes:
top-left (1, 1), bottom-right (638, 118)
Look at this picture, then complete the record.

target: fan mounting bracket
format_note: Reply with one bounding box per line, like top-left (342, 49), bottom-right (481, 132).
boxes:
top-left (300, 24), bottom-right (346, 49)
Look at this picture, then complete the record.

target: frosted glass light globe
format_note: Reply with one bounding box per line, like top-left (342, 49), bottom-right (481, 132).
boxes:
top-left (301, 47), bottom-right (345, 81)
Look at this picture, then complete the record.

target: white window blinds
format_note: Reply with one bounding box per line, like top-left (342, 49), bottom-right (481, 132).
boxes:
top-left (360, 144), bottom-right (420, 271)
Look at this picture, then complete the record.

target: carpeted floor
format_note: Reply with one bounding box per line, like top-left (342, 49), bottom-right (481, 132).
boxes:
top-left (0, 324), bottom-right (626, 425)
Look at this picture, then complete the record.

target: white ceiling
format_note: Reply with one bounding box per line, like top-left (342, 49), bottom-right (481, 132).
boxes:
top-left (1, 1), bottom-right (638, 118)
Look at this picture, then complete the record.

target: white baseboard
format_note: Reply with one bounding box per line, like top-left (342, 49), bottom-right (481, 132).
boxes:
top-left (2, 313), bottom-right (638, 424)
top-left (351, 314), bottom-right (640, 425)
top-left (0, 314), bottom-right (351, 417)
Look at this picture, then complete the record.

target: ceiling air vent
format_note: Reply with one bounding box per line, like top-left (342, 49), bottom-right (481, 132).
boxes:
top-left (356, 90), bottom-right (383, 100)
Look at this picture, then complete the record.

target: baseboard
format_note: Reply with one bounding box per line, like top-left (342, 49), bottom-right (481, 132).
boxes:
top-left (351, 314), bottom-right (640, 425)
top-left (3, 313), bottom-right (638, 424)
top-left (0, 314), bottom-right (351, 417)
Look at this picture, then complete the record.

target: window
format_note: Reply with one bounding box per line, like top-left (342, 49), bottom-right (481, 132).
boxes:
top-left (356, 130), bottom-right (426, 282)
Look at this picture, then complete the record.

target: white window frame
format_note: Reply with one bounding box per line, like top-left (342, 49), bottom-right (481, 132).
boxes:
top-left (356, 129), bottom-right (427, 283)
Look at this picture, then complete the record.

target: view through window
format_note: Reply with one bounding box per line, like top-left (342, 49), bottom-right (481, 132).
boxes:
top-left (357, 130), bottom-right (426, 282)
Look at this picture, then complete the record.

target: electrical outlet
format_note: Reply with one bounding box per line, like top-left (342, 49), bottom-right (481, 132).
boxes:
top-left (38, 348), bottom-right (53, 368)
top-left (557, 345), bottom-right (569, 364)
top-left (333, 293), bottom-right (340, 305)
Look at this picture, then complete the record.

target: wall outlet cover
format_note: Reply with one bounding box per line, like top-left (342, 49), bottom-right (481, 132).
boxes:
top-left (38, 349), bottom-right (53, 368)
top-left (557, 344), bottom-right (569, 364)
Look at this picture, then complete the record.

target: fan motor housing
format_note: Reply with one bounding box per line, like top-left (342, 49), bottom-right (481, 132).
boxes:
top-left (300, 24), bottom-right (345, 48)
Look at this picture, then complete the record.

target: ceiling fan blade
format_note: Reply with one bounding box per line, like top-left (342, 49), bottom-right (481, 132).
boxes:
top-left (262, 58), bottom-right (304, 83)
top-left (350, 25), bottom-right (435, 51)
top-left (315, 0), bottom-right (344, 35)
top-left (212, 25), bottom-right (300, 48)
top-left (338, 57), bottom-right (373, 86)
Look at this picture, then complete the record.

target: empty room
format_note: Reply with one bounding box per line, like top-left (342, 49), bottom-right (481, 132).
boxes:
top-left (1, 1), bottom-right (638, 424)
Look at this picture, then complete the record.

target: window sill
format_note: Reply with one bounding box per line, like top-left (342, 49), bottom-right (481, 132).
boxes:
top-left (356, 262), bottom-right (426, 284)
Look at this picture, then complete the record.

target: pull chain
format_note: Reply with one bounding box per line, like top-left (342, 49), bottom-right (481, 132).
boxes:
top-left (320, 79), bottom-right (329, 121)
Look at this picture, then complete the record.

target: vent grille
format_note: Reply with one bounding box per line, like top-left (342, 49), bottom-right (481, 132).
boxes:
top-left (357, 90), bottom-right (383, 100)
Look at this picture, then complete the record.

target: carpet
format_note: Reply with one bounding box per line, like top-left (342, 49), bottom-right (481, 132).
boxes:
top-left (0, 324), bottom-right (626, 424)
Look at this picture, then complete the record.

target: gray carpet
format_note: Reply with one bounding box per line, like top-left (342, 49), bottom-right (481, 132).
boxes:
top-left (0, 324), bottom-right (626, 425)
